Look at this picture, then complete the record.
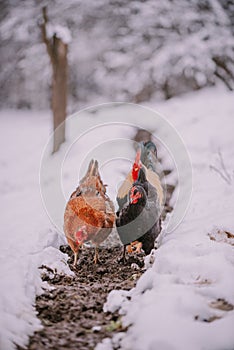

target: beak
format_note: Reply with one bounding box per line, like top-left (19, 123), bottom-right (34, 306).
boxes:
top-left (130, 192), bottom-right (141, 204)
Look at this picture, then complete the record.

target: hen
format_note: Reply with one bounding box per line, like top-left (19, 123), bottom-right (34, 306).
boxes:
top-left (116, 167), bottom-right (161, 261)
top-left (64, 159), bottom-right (115, 266)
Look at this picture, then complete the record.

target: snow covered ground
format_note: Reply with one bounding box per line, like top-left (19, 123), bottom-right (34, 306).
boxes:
top-left (98, 87), bottom-right (234, 350)
top-left (0, 87), bottom-right (234, 350)
top-left (0, 111), bottom-right (74, 350)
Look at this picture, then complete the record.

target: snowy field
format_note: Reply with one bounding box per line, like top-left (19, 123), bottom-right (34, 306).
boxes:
top-left (0, 87), bottom-right (234, 350)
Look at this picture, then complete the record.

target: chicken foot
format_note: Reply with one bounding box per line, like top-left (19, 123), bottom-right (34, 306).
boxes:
top-left (127, 241), bottom-right (142, 254)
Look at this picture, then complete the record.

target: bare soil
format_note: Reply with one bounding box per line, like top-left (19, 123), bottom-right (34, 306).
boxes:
top-left (23, 247), bottom-right (145, 350)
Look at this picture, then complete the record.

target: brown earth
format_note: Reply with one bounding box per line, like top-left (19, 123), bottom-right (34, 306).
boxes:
top-left (22, 247), bottom-right (145, 350)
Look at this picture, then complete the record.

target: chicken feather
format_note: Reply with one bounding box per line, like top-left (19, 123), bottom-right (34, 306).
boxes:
top-left (64, 159), bottom-right (115, 266)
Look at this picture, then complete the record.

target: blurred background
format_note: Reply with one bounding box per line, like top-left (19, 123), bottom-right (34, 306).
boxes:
top-left (0, 0), bottom-right (234, 113)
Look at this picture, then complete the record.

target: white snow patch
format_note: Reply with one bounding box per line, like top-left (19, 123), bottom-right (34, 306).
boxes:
top-left (104, 290), bottom-right (131, 314)
top-left (36, 247), bottom-right (74, 277)
top-left (47, 24), bottom-right (72, 44)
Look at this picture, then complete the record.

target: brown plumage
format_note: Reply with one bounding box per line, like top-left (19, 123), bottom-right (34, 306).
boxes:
top-left (64, 159), bottom-right (115, 266)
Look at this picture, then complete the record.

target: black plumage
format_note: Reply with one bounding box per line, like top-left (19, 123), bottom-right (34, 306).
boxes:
top-left (116, 169), bottom-right (161, 257)
top-left (116, 141), bottom-right (164, 214)
top-left (133, 166), bottom-right (158, 203)
top-left (140, 141), bottom-right (158, 172)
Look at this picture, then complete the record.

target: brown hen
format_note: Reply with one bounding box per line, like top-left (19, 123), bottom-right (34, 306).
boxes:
top-left (64, 159), bottom-right (115, 266)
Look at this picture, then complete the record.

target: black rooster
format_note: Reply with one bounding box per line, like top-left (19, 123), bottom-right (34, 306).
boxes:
top-left (116, 167), bottom-right (161, 261)
top-left (117, 141), bottom-right (164, 212)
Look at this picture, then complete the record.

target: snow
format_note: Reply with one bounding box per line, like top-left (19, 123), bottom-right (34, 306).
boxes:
top-left (0, 86), bottom-right (234, 350)
top-left (103, 290), bottom-right (130, 314)
top-left (0, 111), bottom-right (72, 350)
top-left (46, 24), bottom-right (72, 44)
top-left (97, 87), bottom-right (234, 350)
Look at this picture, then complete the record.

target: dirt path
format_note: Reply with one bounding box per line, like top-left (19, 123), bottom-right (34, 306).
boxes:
top-left (23, 187), bottom-right (174, 350)
top-left (22, 131), bottom-right (175, 350)
top-left (24, 247), bottom-right (146, 350)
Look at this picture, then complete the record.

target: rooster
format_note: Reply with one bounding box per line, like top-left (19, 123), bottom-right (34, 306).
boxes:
top-left (117, 141), bottom-right (164, 211)
top-left (64, 159), bottom-right (115, 266)
top-left (116, 141), bottom-right (163, 259)
top-left (116, 166), bottom-right (161, 261)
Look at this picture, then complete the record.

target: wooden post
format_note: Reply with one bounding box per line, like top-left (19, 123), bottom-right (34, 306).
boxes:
top-left (41, 7), bottom-right (68, 153)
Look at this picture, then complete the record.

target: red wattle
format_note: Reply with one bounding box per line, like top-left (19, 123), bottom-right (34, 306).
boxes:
top-left (75, 230), bottom-right (83, 244)
top-left (132, 163), bottom-right (139, 181)
top-left (131, 198), bottom-right (138, 204)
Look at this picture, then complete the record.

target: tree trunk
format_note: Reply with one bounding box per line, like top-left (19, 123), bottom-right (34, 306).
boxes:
top-left (51, 37), bottom-right (67, 153)
top-left (41, 7), bottom-right (68, 153)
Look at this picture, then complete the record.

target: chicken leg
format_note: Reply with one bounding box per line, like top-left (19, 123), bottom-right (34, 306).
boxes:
top-left (94, 245), bottom-right (99, 264)
top-left (73, 252), bottom-right (78, 267)
top-left (118, 245), bottom-right (127, 264)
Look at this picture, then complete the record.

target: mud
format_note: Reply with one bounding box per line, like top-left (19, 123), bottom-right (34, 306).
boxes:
top-left (23, 247), bottom-right (145, 350)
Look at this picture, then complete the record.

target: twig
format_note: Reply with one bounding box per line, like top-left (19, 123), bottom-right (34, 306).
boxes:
top-left (210, 150), bottom-right (232, 185)
top-left (218, 149), bottom-right (231, 182)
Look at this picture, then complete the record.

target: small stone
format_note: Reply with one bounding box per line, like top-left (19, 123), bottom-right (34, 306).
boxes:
top-left (131, 263), bottom-right (140, 270)
top-left (92, 325), bottom-right (102, 332)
